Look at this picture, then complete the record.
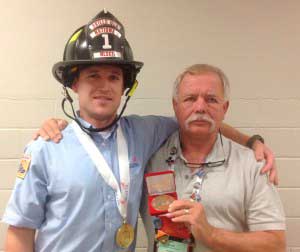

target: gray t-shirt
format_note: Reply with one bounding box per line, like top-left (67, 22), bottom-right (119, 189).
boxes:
top-left (140, 131), bottom-right (285, 252)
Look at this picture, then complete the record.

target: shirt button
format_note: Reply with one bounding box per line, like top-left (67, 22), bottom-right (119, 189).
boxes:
top-left (184, 175), bottom-right (189, 180)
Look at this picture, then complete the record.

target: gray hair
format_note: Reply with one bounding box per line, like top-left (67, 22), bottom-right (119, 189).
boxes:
top-left (172, 64), bottom-right (230, 101)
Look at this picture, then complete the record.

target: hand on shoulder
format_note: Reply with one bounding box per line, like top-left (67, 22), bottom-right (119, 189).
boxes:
top-left (32, 118), bottom-right (68, 143)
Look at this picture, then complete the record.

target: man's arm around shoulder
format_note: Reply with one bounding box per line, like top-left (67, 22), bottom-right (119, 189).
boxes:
top-left (5, 225), bottom-right (35, 252)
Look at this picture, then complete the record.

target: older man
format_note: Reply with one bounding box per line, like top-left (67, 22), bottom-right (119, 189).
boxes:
top-left (141, 64), bottom-right (286, 252)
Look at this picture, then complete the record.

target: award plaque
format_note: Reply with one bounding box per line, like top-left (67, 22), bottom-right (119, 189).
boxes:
top-left (145, 171), bottom-right (193, 251)
top-left (145, 171), bottom-right (177, 216)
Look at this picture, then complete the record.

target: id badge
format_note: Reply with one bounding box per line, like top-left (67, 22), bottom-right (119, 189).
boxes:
top-left (157, 240), bottom-right (189, 252)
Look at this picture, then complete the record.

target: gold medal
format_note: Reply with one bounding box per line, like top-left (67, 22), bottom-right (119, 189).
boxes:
top-left (116, 222), bottom-right (134, 248)
top-left (152, 195), bottom-right (175, 211)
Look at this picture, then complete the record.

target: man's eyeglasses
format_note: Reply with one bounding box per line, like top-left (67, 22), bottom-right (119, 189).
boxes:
top-left (184, 132), bottom-right (226, 169)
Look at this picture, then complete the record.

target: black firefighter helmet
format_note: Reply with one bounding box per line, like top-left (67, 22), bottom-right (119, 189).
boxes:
top-left (52, 10), bottom-right (143, 90)
top-left (55, 10), bottom-right (143, 132)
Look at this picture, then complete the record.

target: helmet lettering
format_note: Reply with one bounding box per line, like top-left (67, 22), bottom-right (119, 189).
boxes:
top-left (90, 27), bottom-right (121, 39)
top-left (89, 19), bottom-right (121, 31)
top-left (101, 34), bottom-right (112, 49)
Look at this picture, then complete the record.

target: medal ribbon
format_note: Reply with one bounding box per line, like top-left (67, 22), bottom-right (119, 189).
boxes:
top-left (71, 121), bottom-right (129, 220)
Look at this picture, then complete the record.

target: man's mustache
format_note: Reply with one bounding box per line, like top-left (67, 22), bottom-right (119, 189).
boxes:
top-left (185, 113), bottom-right (216, 132)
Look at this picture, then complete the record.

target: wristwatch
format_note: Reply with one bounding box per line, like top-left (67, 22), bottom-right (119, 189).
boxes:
top-left (246, 134), bottom-right (265, 148)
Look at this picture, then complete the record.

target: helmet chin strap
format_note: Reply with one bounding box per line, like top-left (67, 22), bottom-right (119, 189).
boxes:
top-left (61, 81), bottom-right (138, 134)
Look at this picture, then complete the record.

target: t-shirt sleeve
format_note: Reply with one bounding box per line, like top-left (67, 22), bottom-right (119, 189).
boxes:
top-left (246, 157), bottom-right (286, 231)
top-left (2, 140), bottom-right (48, 229)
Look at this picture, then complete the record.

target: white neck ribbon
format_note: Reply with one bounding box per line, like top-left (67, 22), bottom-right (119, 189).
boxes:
top-left (71, 121), bottom-right (130, 220)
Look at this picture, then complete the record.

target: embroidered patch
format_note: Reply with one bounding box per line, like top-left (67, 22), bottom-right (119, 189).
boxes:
top-left (17, 155), bottom-right (31, 179)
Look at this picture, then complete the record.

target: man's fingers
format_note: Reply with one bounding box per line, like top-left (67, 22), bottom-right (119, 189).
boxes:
top-left (42, 119), bottom-right (63, 141)
top-left (260, 160), bottom-right (272, 174)
top-left (168, 199), bottom-right (195, 212)
top-left (32, 132), bottom-right (39, 141)
top-left (168, 206), bottom-right (193, 223)
top-left (260, 146), bottom-right (279, 185)
top-left (47, 119), bottom-right (61, 136)
top-left (32, 118), bottom-right (67, 143)
top-left (36, 128), bottom-right (50, 141)
top-left (269, 163), bottom-right (279, 186)
top-left (57, 119), bottom-right (68, 130)
top-left (274, 173), bottom-right (279, 186)
top-left (253, 141), bottom-right (264, 161)
top-left (166, 208), bottom-right (191, 218)
top-left (171, 215), bottom-right (191, 223)
top-left (253, 142), bottom-right (278, 185)
top-left (263, 147), bottom-right (274, 172)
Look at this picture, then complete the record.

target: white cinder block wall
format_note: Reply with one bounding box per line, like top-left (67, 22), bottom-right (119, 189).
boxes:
top-left (1, 1), bottom-right (299, 251)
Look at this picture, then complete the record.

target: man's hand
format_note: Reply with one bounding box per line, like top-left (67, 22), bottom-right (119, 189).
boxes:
top-left (166, 199), bottom-right (286, 252)
top-left (32, 118), bottom-right (68, 143)
top-left (252, 140), bottom-right (278, 185)
top-left (220, 123), bottom-right (278, 185)
top-left (167, 199), bottom-right (215, 248)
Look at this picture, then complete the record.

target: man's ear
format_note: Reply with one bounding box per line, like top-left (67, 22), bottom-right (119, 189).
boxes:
top-left (172, 98), bottom-right (178, 111)
top-left (71, 78), bottom-right (79, 93)
top-left (122, 85), bottom-right (127, 96)
top-left (172, 98), bottom-right (180, 118)
top-left (223, 101), bottom-right (229, 115)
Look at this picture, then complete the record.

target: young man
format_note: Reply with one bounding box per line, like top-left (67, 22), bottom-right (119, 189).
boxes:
top-left (3, 10), bottom-right (178, 252)
top-left (141, 64), bottom-right (286, 252)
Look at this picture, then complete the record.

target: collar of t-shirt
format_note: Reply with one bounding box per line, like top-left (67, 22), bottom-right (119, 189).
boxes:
top-left (172, 131), bottom-right (228, 166)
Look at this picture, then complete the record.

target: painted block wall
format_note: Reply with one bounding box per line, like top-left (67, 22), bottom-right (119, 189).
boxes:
top-left (0, 1), bottom-right (299, 251)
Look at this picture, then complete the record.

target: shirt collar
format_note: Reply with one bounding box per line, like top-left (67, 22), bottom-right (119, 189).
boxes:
top-left (76, 113), bottom-right (119, 140)
top-left (169, 131), bottom-right (229, 164)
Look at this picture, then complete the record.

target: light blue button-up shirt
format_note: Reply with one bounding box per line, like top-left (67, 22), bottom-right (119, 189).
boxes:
top-left (3, 115), bottom-right (177, 252)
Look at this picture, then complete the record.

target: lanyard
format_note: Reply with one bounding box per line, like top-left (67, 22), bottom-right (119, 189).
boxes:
top-left (165, 140), bottom-right (206, 202)
top-left (71, 121), bottom-right (130, 220)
